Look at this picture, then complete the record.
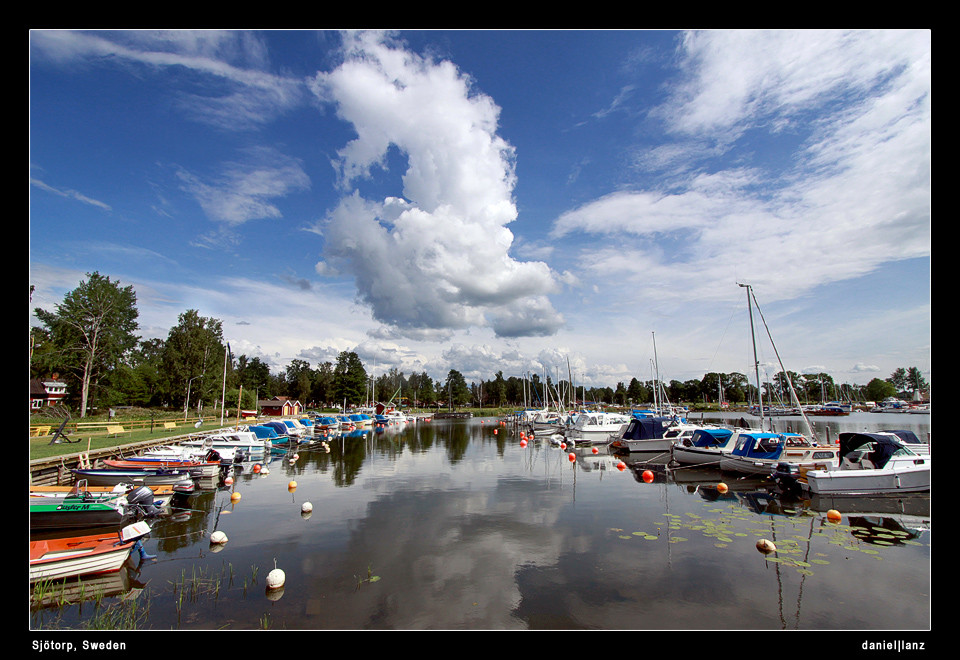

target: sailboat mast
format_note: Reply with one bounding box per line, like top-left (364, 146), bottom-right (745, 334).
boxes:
top-left (738, 283), bottom-right (766, 430)
top-left (652, 332), bottom-right (661, 413)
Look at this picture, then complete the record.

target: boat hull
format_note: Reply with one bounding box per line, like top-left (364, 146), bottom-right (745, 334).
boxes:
top-left (806, 463), bottom-right (930, 495)
top-left (611, 438), bottom-right (674, 453)
top-left (671, 446), bottom-right (727, 466)
top-left (71, 468), bottom-right (192, 487)
top-left (30, 534), bottom-right (136, 582)
top-left (104, 458), bottom-right (220, 478)
top-left (30, 496), bottom-right (131, 530)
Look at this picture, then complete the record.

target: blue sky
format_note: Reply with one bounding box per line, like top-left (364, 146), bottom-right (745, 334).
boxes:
top-left (29, 29), bottom-right (931, 390)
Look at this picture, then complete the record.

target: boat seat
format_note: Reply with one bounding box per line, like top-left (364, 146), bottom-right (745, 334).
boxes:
top-left (842, 450), bottom-right (867, 469)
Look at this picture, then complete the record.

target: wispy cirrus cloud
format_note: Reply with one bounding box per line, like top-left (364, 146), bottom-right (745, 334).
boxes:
top-left (30, 177), bottom-right (112, 211)
top-left (30, 30), bottom-right (307, 130)
top-left (551, 29), bottom-right (930, 307)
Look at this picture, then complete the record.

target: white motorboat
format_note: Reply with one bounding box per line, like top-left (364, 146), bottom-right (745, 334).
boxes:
top-left (181, 430), bottom-right (270, 459)
top-left (141, 444), bottom-right (239, 465)
top-left (565, 410), bottom-right (632, 444)
top-left (670, 427), bottom-right (739, 465)
top-left (802, 432), bottom-right (930, 495)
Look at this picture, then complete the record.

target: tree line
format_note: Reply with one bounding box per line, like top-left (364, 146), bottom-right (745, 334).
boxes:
top-left (30, 272), bottom-right (929, 417)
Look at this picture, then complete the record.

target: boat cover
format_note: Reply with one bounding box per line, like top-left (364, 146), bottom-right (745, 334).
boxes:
top-left (730, 433), bottom-right (785, 460)
top-left (838, 432), bottom-right (908, 469)
top-left (248, 425), bottom-right (281, 439)
top-left (884, 429), bottom-right (924, 446)
top-left (619, 417), bottom-right (675, 440)
top-left (688, 428), bottom-right (734, 448)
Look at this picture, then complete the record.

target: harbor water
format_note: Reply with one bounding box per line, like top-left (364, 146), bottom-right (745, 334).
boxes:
top-left (30, 412), bottom-right (931, 632)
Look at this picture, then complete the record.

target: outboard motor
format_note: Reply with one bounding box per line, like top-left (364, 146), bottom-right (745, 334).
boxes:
top-left (771, 461), bottom-right (803, 498)
top-left (125, 485), bottom-right (164, 518)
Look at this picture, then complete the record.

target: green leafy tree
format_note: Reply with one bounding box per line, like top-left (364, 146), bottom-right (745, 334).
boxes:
top-left (285, 359), bottom-right (312, 402)
top-left (333, 351), bottom-right (367, 406)
top-left (865, 377), bottom-right (898, 402)
top-left (236, 355), bottom-right (272, 399)
top-left (160, 309), bottom-right (225, 414)
top-left (33, 272), bottom-right (139, 417)
top-left (311, 361), bottom-right (335, 408)
top-left (444, 369), bottom-right (470, 408)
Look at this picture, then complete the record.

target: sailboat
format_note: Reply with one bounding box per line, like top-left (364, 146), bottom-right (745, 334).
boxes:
top-left (719, 284), bottom-right (839, 476)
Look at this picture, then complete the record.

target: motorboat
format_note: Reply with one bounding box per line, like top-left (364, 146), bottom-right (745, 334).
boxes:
top-left (609, 416), bottom-right (716, 453)
top-left (181, 429), bottom-right (270, 458)
top-left (31, 482), bottom-right (167, 531)
top-left (71, 466), bottom-right (195, 488)
top-left (880, 429), bottom-right (929, 454)
top-left (140, 444), bottom-right (238, 466)
top-left (314, 416), bottom-right (341, 433)
top-left (30, 521), bottom-right (151, 582)
top-left (564, 410), bottom-right (632, 444)
top-left (719, 431), bottom-right (838, 477)
top-left (801, 432), bottom-right (930, 495)
top-left (375, 409), bottom-right (407, 426)
top-left (348, 413), bottom-right (374, 428)
top-left (279, 419), bottom-right (307, 439)
top-left (102, 456), bottom-right (220, 479)
top-left (530, 410), bottom-right (569, 434)
top-left (670, 427), bottom-right (738, 466)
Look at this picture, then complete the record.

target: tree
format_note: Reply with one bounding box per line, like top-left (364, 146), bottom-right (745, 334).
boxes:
top-left (333, 351), bottom-right (367, 406)
top-left (285, 359), bottom-right (313, 402)
top-left (237, 355), bottom-right (272, 399)
top-left (160, 310), bottom-right (225, 413)
top-left (33, 272), bottom-right (139, 417)
top-left (444, 369), bottom-right (470, 408)
top-left (865, 377), bottom-right (897, 402)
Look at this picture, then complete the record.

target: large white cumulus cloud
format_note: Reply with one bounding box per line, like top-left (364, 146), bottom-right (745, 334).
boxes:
top-left (310, 31), bottom-right (562, 338)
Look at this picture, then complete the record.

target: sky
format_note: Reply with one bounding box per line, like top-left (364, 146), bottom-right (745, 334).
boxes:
top-left (28, 29), bottom-right (931, 391)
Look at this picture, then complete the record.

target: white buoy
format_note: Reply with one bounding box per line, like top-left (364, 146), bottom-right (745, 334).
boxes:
top-left (756, 538), bottom-right (777, 554)
top-left (301, 502), bottom-right (313, 513)
top-left (266, 559), bottom-right (285, 589)
top-left (210, 530), bottom-right (228, 544)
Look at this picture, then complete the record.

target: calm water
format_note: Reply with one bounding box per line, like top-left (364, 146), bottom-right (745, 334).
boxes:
top-left (30, 413), bottom-right (931, 632)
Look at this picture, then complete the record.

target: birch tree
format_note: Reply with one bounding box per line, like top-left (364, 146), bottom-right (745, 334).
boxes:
top-left (33, 272), bottom-right (139, 417)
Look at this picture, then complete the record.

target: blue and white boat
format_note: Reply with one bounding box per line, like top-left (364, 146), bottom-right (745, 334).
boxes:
top-left (719, 431), bottom-right (838, 476)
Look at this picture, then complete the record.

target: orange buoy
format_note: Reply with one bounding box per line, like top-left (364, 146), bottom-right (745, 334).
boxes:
top-left (288, 481), bottom-right (297, 490)
top-left (230, 491), bottom-right (241, 501)
top-left (642, 470), bottom-right (654, 483)
top-left (560, 443), bottom-right (566, 450)
top-left (592, 447), bottom-right (599, 454)
top-left (568, 453), bottom-right (576, 462)
top-left (717, 482), bottom-right (728, 494)
top-left (616, 462), bottom-right (626, 471)
top-left (520, 439), bottom-right (527, 448)
top-left (253, 464), bottom-right (261, 473)
top-left (826, 509), bottom-right (842, 522)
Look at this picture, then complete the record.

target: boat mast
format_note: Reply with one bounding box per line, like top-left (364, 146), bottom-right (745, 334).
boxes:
top-left (652, 332), bottom-right (660, 414)
top-left (743, 286), bottom-right (820, 443)
top-left (738, 283), bottom-right (766, 431)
